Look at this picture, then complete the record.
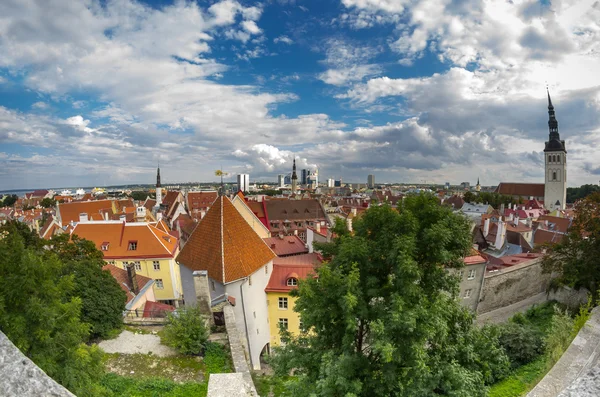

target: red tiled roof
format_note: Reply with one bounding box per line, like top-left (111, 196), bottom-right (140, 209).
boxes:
top-left (143, 300), bottom-right (175, 317)
top-left (273, 253), bottom-right (323, 266)
top-left (187, 191), bottom-right (218, 212)
top-left (73, 222), bottom-right (179, 259)
top-left (537, 215), bottom-right (571, 234)
top-left (533, 229), bottom-right (564, 246)
top-left (176, 196), bottom-right (276, 283)
top-left (58, 200), bottom-right (115, 224)
top-left (263, 235), bottom-right (308, 257)
top-left (265, 262), bottom-right (318, 293)
top-left (487, 253), bottom-right (542, 269)
top-left (495, 183), bottom-right (545, 197)
top-left (102, 264), bottom-right (153, 304)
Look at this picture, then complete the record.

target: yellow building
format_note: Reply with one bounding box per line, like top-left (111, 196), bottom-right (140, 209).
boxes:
top-left (71, 220), bottom-right (183, 306)
top-left (265, 254), bottom-right (321, 346)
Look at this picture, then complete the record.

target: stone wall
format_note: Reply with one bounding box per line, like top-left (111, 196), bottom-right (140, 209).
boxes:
top-left (477, 258), bottom-right (551, 314)
top-left (0, 332), bottom-right (74, 397)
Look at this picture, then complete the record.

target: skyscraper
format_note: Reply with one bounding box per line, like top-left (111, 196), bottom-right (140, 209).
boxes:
top-left (237, 173), bottom-right (250, 193)
top-left (367, 174), bottom-right (375, 189)
top-left (278, 174), bottom-right (285, 188)
top-left (301, 169), bottom-right (308, 185)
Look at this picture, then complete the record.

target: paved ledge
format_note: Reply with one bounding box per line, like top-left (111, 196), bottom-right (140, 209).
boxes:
top-left (528, 307), bottom-right (600, 397)
top-left (0, 332), bottom-right (74, 397)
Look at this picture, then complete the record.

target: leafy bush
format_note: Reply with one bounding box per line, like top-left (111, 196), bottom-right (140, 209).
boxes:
top-left (204, 342), bottom-right (233, 373)
top-left (497, 323), bottom-right (544, 367)
top-left (161, 306), bottom-right (209, 355)
top-left (544, 306), bottom-right (574, 364)
top-left (100, 373), bottom-right (208, 397)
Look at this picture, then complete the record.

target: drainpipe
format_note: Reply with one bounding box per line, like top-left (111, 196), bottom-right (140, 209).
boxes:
top-left (239, 278), bottom-right (253, 369)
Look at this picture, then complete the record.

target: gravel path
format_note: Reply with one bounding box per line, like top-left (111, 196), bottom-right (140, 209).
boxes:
top-left (98, 330), bottom-right (176, 357)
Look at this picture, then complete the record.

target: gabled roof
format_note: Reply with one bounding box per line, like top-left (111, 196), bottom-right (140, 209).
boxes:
top-left (102, 264), bottom-right (154, 304)
top-left (265, 254), bottom-right (322, 293)
top-left (495, 183), bottom-right (545, 197)
top-left (537, 215), bottom-right (571, 234)
top-left (263, 235), bottom-right (308, 257)
top-left (265, 199), bottom-right (328, 222)
top-left (176, 196), bottom-right (276, 284)
top-left (533, 229), bottom-right (564, 246)
top-left (187, 191), bottom-right (218, 211)
top-left (72, 222), bottom-right (179, 259)
top-left (58, 199), bottom-right (115, 224)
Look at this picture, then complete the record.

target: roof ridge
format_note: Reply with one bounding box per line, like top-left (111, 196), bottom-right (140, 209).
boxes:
top-left (220, 196), bottom-right (225, 283)
top-left (148, 224), bottom-right (172, 255)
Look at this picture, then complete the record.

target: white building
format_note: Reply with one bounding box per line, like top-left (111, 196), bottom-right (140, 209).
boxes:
top-left (237, 174), bottom-right (250, 193)
top-left (278, 174), bottom-right (285, 188)
top-left (543, 91), bottom-right (567, 210)
top-left (177, 195), bottom-right (276, 369)
top-left (327, 178), bottom-right (335, 188)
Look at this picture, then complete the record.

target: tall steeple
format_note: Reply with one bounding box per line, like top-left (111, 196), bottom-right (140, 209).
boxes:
top-left (155, 163), bottom-right (162, 208)
top-left (543, 89), bottom-right (567, 211)
top-left (291, 157), bottom-right (298, 194)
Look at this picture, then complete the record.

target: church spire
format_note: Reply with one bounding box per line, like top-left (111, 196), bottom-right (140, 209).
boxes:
top-left (291, 157), bottom-right (298, 195)
top-left (547, 88), bottom-right (559, 141)
top-left (156, 163), bottom-right (161, 188)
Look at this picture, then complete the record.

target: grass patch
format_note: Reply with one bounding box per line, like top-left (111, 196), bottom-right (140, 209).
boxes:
top-left (104, 352), bottom-right (206, 383)
top-left (488, 357), bottom-right (548, 397)
top-left (252, 373), bottom-right (291, 397)
top-left (100, 373), bottom-right (208, 397)
top-left (204, 342), bottom-right (234, 374)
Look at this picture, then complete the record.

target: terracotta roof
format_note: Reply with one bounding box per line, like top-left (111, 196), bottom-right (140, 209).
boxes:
top-left (102, 264), bottom-right (153, 304)
top-left (32, 189), bottom-right (49, 197)
top-left (506, 222), bottom-right (532, 233)
top-left (273, 253), bottom-right (323, 266)
top-left (265, 199), bottom-right (328, 222)
top-left (533, 229), bottom-right (564, 246)
top-left (162, 191), bottom-right (181, 209)
top-left (444, 195), bottom-right (465, 209)
top-left (537, 215), bottom-right (571, 234)
top-left (495, 183), bottom-right (545, 197)
top-left (144, 198), bottom-right (156, 211)
top-left (263, 235), bottom-right (308, 257)
top-left (143, 300), bottom-right (175, 317)
top-left (187, 191), bottom-right (218, 212)
top-left (72, 222), bottom-right (179, 259)
top-left (487, 253), bottom-right (542, 269)
top-left (58, 200), bottom-right (115, 224)
top-left (176, 196), bottom-right (276, 283)
top-left (265, 262), bottom-right (319, 293)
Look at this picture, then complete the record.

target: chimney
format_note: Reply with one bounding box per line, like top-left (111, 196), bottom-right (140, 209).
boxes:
top-left (351, 208), bottom-right (357, 216)
top-left (495, 221), bottom-right (505, 249)
top-left (104, 211), bottom-right (109, 221)
top-left (157, 212), bottom-right (163, 221)
top-left (515, 215), bottom-right (520, 227)
top-left (509, 213), bottom-right (514, 221)
top-left (294, 229), bottom-right (298, 236)
top-left (346, 217), bottom-right (353, 232)
top-left (119, 214), bottom-right (126, 222)
top-left (79, 213), bottom-right (88, 223)
top-left (500, 203), bottom-right (505, 213)
top-left (316, 222), bottom-right (321, 233)
top-left (126, 263), bottom-right (139, 294)
top-left (483, 218), bottom-right (490, 237)
top-left (200, 210), bottom-right (206, 219)
top-left (192, 270), bottom-right (214, 324)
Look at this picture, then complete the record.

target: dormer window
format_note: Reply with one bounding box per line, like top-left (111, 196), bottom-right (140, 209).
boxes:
top-left (101, 242), bottom-right (109, 251)
top-left (287, 277), bottom-right (298, 286)
top-left (128, 241), bottom-right (138, 250)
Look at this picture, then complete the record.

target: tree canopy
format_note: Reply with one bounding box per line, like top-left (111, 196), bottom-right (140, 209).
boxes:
top-left (0, 222), bottom-right (106, 396)
top-left (542, 192), bottom-right (600, 301)
top-left (272, 195), bottom-right (509, 396)
top-left (566, 184), bottom-right (600, 204)
top-left (463, 191), bottom-right (522, 208)
top-left (2, 194), bottom-right (18, 207)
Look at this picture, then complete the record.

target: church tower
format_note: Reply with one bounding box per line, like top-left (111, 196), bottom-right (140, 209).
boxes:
top-left (155, 164), bottom-right (162, 208)
top-left (476, 177), bottom-right (481, 192)
top-left (543, 90), bottom-right (567, 210)
top-left (291, 157), bottom-right (298, 194)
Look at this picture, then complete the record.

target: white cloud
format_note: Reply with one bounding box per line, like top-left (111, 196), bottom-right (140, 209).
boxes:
top-left (241, 20), bottom-right (262, 35)
top-left (31, 101), bottom-right (49, 110)
top-left (274, 35), bottom-right (294, 44)
top-left (318, 38), bottom-right (382, 86)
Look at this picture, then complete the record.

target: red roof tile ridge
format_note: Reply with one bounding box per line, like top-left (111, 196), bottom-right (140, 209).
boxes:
top-left (220, 196), bottom-right (226, 284)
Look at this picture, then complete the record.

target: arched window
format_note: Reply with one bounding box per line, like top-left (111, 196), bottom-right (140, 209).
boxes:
top-left (287, 278), bottom-right (298, 286)
top-left (557, 154), bottom-right (560, 163)
top-left (552, 171), bottom-right (557, 181)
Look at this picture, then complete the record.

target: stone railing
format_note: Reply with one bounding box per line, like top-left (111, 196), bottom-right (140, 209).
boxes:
top-left (0, 332), bottom-right (74, 397)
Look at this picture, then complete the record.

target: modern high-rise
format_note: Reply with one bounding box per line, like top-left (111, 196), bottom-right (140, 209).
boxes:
top-left (327, 178), bottom-right (334, 188)
top-left (278, 174), bottom-right (285, 188)
top-left (237, 173), bottom-right (250, 193)
top-left (301, 169), bottom-right (308, 185)
top-left (367, 174), bottom-right (375, 189)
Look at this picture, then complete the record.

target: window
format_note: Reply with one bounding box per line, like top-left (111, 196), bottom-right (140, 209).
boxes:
top-left (128, 241), bottom-right (137, 250)
top-left (135, 261), bottom-right (141, 271)
top-left (248, 275), bottom-right (252, 286)
top-left (552, 171), bottom-right (557, 181)
top-left (278, 318), bottom-right (288, 330)
top-left (257, 328), bottom-right (259, 334)
top-left (265, 265), bottom-right (268, 275)
top-left (464, 289), bottom-right (472, 299)
top-left (122, 262), bottom-right (128, 270)
top-left (279, 297), bottom-right (288, 309)
top-left (153, 261), bottom-right (160, 271)
top-left (557, 154), bottom-right (560, 162)
top-left (458, 271), bottom-right (464, 279)
top-left (253, 311), bottom-right (256, 318)
top-left (468, 269), bottom-right (476, 280)
top-left (101, 242), bottom-right (109, 251)
top-left (155, 279), bottom-right (164, 289)
top-left (287, 278), bottom-right (298, 286)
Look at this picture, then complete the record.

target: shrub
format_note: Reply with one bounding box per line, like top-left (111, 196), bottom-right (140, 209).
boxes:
top-left (497, 323), bottom-right (544, 367)
top-left (544, 306), bottom-right (574, 364)
top-left (204, 342), bottom-right (233, 373)
top-left (161, 306), bottom-right (209, 355)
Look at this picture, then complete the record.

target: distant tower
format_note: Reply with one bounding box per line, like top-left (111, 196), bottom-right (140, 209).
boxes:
top-left (291, 158), bottom-right (298, 194)
top-left (155, 164), bottom-right (162, 207)
top-left (476, 177), bottom-right (481, 192)
top-left (367, 174), bottom-right (375, 189)
top-left (543, 89), bottom-right (567, 210)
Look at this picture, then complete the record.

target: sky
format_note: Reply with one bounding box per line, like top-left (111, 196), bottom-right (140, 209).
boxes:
top-left (1, 0), bottom-right (600, 190)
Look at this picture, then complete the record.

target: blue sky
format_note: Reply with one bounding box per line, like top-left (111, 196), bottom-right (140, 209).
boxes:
top-left (1, 0), bottom-right (600, 190)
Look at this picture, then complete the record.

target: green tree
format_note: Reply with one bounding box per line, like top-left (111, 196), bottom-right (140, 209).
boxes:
top-left (496, 323), bottom-right (544, 367)
top-left (161, 306), bottom-right (209, 355)
top-left (272, 195), bottom-right (507, 396)
top-left (0, 222), bottom-right (105, 396)
top-left (48, 234), bottom-right (126, 339)
top-left (542, 192), bottom-right (600, 302)
top-left (130, 190), bottom-right (150, 201)
top-left (2, 194), bottom-right (18, 207)
top-left (566, 184), bottom-right (600, 204)
top-left (40, 197), bottom-right (56, 208)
